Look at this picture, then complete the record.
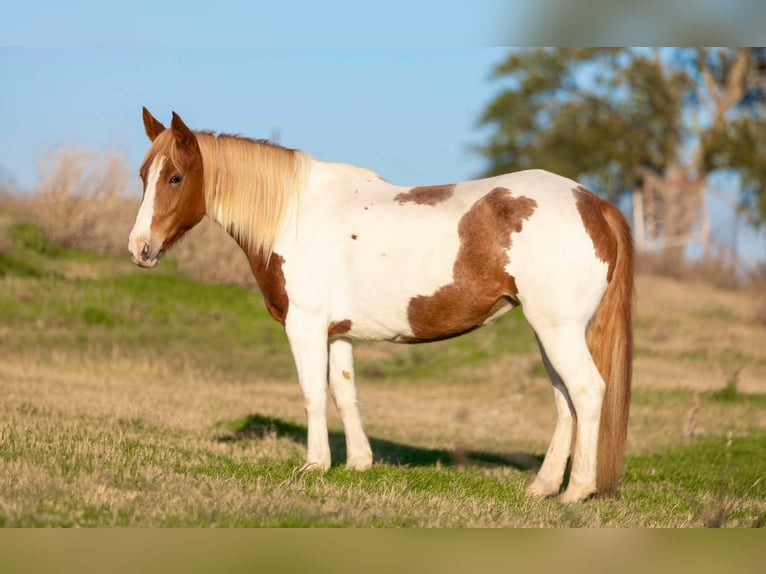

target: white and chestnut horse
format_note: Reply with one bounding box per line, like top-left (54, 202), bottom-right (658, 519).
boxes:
top-left (129, 109), bottom-right (633, 502)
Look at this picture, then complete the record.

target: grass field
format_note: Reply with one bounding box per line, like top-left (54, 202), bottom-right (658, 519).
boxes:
top-left (1, 220), bottom-right (765, 527)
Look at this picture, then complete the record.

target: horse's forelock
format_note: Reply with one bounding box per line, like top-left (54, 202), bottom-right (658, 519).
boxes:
top-left (140, 130), bottom-right (178, 179)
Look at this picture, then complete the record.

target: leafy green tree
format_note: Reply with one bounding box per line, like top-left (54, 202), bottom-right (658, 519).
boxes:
top-left (477, 48), bottom-right (766, 267)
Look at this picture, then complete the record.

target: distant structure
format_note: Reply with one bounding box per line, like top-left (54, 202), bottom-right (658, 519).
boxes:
top-left (631, 168), bottom-right (710, 257)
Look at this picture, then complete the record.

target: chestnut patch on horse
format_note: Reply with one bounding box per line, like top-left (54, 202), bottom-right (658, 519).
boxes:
top-left (572, 185), bottom-right (618, 282)
top-left (246, 252), bottom-right (289, 324)
top-left (328, 319), bottom-right (353, 337)
top-left (394, 184), bottom-right (455, 206)
top-left (404, 187), bottom-right (537, 342)
top-left (146, 134), bottom-right (206, 250)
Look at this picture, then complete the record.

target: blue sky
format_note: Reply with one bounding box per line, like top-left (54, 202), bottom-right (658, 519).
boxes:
top-left (1, 1), bottom-right (762, 193)
top-left (0, 48), bottom-right (508, 192)
top-left (1, 41), bottom-right (764, 263)
top-left (0, 0), bottom-right (512, 191)
top-left (0, 2), bottom-right (507, 47)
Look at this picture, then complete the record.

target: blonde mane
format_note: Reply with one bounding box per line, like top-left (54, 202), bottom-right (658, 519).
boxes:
top-left (144, 130), bottom-right (307, 259)
top-left (196, 132), bottom-right (307, 258)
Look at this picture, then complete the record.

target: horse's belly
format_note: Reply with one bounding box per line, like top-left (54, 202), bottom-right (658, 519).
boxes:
top-left (341, 258), bottom-right (518, 343)
top-left (342, 290), bottom-right (516, 343)
top-left (339, 221), bottom-right (461, 340)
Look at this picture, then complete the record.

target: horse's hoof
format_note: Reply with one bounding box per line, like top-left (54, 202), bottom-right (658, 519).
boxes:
top-left (559, 486), bottom-right (597, 503)
top-left (527, 479), bottom-right (559, 499)
top-left (298, 461), bottom-right (328, 473)
top-left (345, 456), bottom-right (373, 471)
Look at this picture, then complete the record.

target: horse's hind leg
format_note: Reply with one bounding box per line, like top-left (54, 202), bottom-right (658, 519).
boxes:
top-left (527, 334), bottom-right (575, 498)
top-left (328, 338), bottom-right (373, 470)
top-left (528, 322), bottom-right (605, 502)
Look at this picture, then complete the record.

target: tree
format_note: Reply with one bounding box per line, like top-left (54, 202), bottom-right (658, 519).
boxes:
top-left (477, 48), bottom-right (766, 269)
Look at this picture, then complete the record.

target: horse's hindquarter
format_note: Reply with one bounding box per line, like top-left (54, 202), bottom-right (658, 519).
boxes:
top-left (281, 166), bottom-right (609, 341)
top-left (506, 176), bottom-right (612, 325)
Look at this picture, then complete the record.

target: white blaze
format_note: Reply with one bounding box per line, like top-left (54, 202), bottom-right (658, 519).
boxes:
top-left (128, 156), bottom-right (165, 255)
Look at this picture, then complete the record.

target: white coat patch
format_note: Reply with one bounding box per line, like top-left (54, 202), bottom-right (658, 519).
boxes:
top-left (128, 156), bottom-right (165, 255)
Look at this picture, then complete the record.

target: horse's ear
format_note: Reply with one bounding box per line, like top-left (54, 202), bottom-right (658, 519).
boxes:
top-left (170, 112), bottom-right (196, 150)
top-left (142, 107), bottom-right (166, 141)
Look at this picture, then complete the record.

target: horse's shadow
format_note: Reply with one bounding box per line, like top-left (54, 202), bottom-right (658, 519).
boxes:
top-left (217, 413), bottom-right (543, 472)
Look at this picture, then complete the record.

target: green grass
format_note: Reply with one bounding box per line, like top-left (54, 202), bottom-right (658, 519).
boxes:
top-left (1, 223), bottom-right (764, 527)
top-left (9, 222), bottom-right (64, 257)
top-left (0, 253), bottom-right (43, 278)
top-left (626, 436), bottom-right (765, 499)
top-left (0, 224), bottom-right (294, 378)
top-left (1, 409), bottom-right (763, 527)
top-left (357, 310), bottom-right (534, 381)
top-left (7, 222), bottom-right (104, 266)
top-left (0, 222), bottom-right (536, 382)
top-left (634, 344), bottom-right (766, 368)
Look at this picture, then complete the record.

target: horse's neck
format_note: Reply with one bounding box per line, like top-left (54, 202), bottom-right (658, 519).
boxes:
top-left (201, 140), bottom-right (309, 259)
top-left (206, 155), bottom-right (391, 260)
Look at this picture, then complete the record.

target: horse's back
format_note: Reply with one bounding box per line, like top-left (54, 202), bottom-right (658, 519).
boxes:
top-left (284, 166), bottom-right (612, 341)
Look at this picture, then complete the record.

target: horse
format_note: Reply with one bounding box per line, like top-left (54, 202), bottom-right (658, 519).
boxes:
top-left (129, 108), bottom-right (634, 502)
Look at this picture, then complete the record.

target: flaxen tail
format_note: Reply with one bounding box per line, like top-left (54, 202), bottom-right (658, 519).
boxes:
top-left (586, 200), bottom-right (634, 497)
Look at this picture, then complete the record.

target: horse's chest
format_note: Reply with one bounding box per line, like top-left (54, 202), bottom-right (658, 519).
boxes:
top-left (246, 251), bottom-right (289, 324)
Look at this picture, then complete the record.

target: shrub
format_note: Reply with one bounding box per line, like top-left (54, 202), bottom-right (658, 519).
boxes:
top-left (27, 144), bottom-right (255, 287)
top-left (30, 144), bottom-right (137, 255)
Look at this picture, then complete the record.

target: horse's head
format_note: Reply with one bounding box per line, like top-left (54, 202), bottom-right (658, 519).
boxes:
top-left (128, 108), bottom-right (206, 268)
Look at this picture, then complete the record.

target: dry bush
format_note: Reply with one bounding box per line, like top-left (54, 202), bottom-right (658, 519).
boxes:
top-left (0, 170), bottom-right (31, 221)
top-left (0, 193), bottom-right (31, 221)
top-left (681, 250), bottom-right (743, 290)
top-left (636, 248), bottom-right (742, 290)
top-left (638, 247), bottom-right (766, 325)
top-left (0, 201), bottom-right (16, 255)
top-left (754, 299), bottom-right (766, 326)
top-left (747, 262), bottom-right (766, 325)
top-left (0, 175), bottom-right (33, 254)
top-left (172, 218), bottom-right (257, 288)
top-left (26, 144), bottom-right (256, 287)
top-left (30, 144), bottom-right (138, 255)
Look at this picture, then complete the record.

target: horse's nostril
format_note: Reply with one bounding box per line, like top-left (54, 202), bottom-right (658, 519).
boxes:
top-left (140, 243), bottom-right (151, 261)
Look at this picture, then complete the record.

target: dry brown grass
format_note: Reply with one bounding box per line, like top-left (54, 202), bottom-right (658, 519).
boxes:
top-left (0, 184), bottom-right (32, 254)
top-left (2, 203), bottom-right (765, 526)
top-left (30, 144), bottom-right (137, 255)
top-left (637, 249), bottom-right (743, 290)
top-left (12, 144), bottom-right (766, 295)
top-left (5, 144), bottom-right (256, 286)
top-left (3, 147), bottom-right (766, 526)
top-left (746, 262), bottom-right (766, 326)
top-left (633, 273), bottom-right (766, 395)
top-left (1, 340), bottom-right (763, 526)
top-left (171, 219), bottom-right (257, 288)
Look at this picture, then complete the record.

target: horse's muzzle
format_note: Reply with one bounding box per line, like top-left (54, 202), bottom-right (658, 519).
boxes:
top-left (130, 239), bottom-right (163, 268)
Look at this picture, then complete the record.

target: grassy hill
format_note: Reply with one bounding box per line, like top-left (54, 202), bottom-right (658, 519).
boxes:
top-left (1, 220), bottom-right (764, 526)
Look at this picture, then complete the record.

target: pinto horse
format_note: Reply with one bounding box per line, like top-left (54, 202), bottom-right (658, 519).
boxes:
top-left (129, 109), bottom-right (633, 502)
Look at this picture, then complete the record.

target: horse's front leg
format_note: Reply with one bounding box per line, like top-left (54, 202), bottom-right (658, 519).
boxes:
top-left (285, 311), bottom-right (331, 471)
top-left (328, 338), bottom-right (373, 470)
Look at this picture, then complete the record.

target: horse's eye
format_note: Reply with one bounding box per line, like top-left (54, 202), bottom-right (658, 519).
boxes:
top-left (169, 174), bottom-right (183, 185)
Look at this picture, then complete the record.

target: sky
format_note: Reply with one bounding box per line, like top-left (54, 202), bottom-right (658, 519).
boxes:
top-left (0, 48), bottom-right (508, 193)
top-left (1, 1), bottom-right (765, 265)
